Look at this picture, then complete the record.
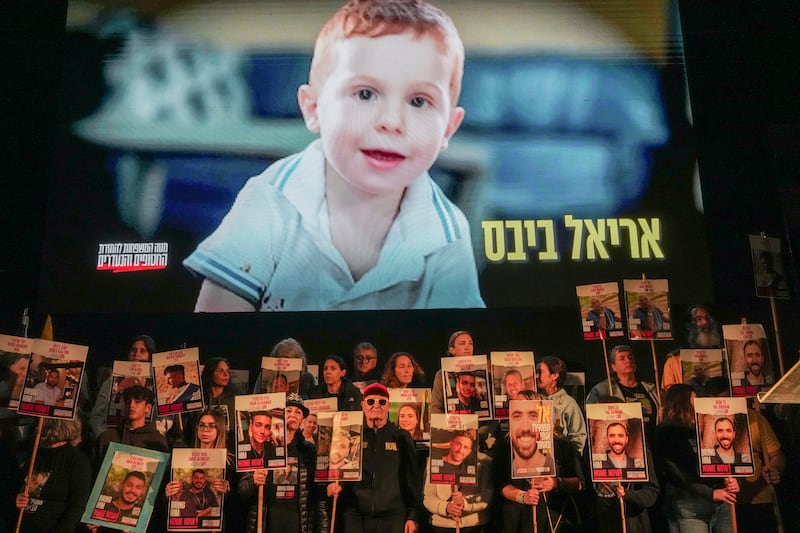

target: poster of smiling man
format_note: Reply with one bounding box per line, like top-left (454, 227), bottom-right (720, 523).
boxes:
top-left (18, 339), bottom-right (88, 419)
top-left (83, 443), bottom-right (169, 532)
top-left (587, 402), bottom-right (648, 482)
top-left (694, 396), bottom-right (754, 477)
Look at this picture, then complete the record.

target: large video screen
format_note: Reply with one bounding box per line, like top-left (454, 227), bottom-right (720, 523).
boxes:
top-left (38, 0), bottom-right (712, 312)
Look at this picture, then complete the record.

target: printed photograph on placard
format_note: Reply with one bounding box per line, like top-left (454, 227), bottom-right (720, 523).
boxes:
top-left (679, 349), bottom-right (726, 396)
top-left (107, 361), bottom-right (154, 428)
top-left (0, 334), bottom-right (33, 409)
top-left (722, 324), bottom-right (774, 397)
top-left (694, 397), bottom-right (754, 477)
top-left (577, 282), bottom-right (624, 340)
top-left (315, 411), bottom-right (363, 482)
top-left (18, 339), bottom-right (88, 419)
top-left (757, 359), bottom-right (800, 404)
top-left (749, 235), bottom-right (790, 299)
top-left (587, 402), bottom-right (648, 482)
top-left (389, 388), bottom-right (431, 441)
top-left (623, 279), bottom-right (672, 340)
top-left (83, 443), bottom-right (169, 532)
top-left (167, 448), bottom-right (227, 531)
top-left (509, 399), bottom-right (556, 478)
top-left (429, 413), bottom-right (479, 486)
top-left (235, 393), bottom-right (286, 471)
top-left (491, 351), bottom-right (535, 418)
top-left (152, 348), bottom-right (203, 417)
top-left (441, 355), bottom-right (491, 419)
top-left (259, 356), bottom-right (302, 395)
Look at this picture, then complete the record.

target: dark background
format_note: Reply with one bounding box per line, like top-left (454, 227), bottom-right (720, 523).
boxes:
top-left (1, 1), bottom-right (799, 392)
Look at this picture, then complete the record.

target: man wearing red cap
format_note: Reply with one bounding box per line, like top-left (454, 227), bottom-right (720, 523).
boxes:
top-left (328, 383), bottom-right (423, 533)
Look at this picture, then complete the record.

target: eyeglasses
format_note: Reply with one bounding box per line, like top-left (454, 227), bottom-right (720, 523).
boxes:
top-left (197, 423), bottom-right (217, 431)
top-left (356, 356), bottom-right (376, 362)
top-left (365, 398), bottom-right (388, 406)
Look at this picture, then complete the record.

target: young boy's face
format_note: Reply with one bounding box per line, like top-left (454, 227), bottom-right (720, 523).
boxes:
top-left (299, 32), bottom-right (464, 197)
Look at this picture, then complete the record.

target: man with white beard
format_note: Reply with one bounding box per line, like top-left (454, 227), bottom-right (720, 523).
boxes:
top-left (661, 305), bottom-right (722, 391)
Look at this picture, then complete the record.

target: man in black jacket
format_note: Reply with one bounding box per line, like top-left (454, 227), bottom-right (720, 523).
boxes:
top-left (328, 383), bottom-right (423, 533)
top-left (238, 394), bottom-right (327, 533)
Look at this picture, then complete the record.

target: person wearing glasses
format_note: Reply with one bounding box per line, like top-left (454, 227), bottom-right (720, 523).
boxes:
top-left (327, 383), bottom-right (423, 533)
top-left (166, 408), bottom-right (237, 531)
top-left (352, 342), bottom-right (381, 383)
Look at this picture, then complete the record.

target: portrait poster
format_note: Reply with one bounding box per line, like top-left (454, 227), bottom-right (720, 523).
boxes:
top-left (315, 410), bottom-right (363, 482)
top-left (259, 356), bottom-right (302, 395)
top-left (679, 349), bottom-right (726, 396)
top-left (508, 399), bottom-right (556, 479)
top-left (694, 397), bottom-right (754, 477)
top-left (576, 282), bottom-right (624, 340)
top-left (429, 413), bottom-right (479, 486)
top-left (490, 351), bottom-right (535, 419)
top-left (106, 360), bottom-right (154, 428)
top-left (623, 278), bottom-right (672, 340)
top-left (304, 397), bottom-right (338, 416)
top-left (722, 323), bottom-right (774, 397)
top-left (167, 448), bottom-right (227, 531)
top-left (758, 358), bottom-right (800, 404)
top-left (152, 348), bottom-right (203, 416)
top-left (235, 393), bottom-right (286, 471)
top-left (82, 442), bottom-right (169, 532)
top-left (18, 339), bottom-right (88, 419)
top-left (389, 387), bottom-right (430, 442)
top-left (0, 334), bottom-right (32, 409)
top-left (749, 235), bottom-right (790, 299)
top-left (441, 355), bottom-right (491, 420)
top-left (587, 402), bottom-right (648, 482)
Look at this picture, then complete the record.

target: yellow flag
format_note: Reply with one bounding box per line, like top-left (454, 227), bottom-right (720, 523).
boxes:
top-left (39, 314), bottom-right (53, 341)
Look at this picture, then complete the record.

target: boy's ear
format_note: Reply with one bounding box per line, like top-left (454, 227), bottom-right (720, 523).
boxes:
top-left (440, 106), bottom-right (465, 151)
top-left (298, 84), bottom-right (321, 133)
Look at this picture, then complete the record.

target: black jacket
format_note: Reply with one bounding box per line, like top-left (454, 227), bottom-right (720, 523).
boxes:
top-left (336, 420), bottom-right (423, 523)
top-left (307, 379), bottom-right (363, 412)
top-left (238, 430), bottom-right (327, 533)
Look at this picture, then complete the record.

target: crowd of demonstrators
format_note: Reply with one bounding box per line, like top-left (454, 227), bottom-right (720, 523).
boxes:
top-left (5, 312), bottom-right (795, 533)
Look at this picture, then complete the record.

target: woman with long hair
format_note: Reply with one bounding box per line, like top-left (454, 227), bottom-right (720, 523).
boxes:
top-left (381, 352), bottom-right (425, 389)
top-left (653, 384), bottom-right (739, 532)
top-left (396, 403), bottom-right (424, 441)
top-left (165, 408), bottom-right (236, 531)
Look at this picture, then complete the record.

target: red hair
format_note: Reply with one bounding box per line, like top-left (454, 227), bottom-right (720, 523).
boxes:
top-left (309, 0), bottom-right (464, 104)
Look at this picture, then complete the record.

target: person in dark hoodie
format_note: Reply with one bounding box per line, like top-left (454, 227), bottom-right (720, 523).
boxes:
top-left (96, 385), bottom-right (169, 458)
